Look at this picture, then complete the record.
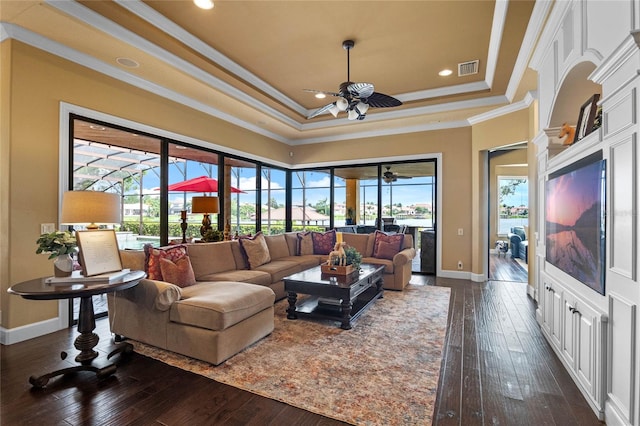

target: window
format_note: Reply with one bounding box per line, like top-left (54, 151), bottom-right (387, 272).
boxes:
top-left (291, 170), bottom-right (331, 231)
top-left (498, 176), bottom-right (528, 235)
top-left (260, 167), bottom-right (288, 234)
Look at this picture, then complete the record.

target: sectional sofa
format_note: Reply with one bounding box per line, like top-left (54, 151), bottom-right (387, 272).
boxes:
top-left (107, 230), bottom-right (415, 365)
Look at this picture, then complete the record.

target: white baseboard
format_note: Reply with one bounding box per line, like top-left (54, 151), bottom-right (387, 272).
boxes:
top-left (605, 400), bottom-right (632, 426)
top-left (0, 317), bottom-right (65, 345)
top-left (526, 284), bottom-right (536, 299)
top-left (439, 269), bottom-right (472, 280)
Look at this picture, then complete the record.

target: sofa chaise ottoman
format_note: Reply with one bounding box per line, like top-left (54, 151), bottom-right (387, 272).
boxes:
top-left (108, 250), bottom-right (275, 365)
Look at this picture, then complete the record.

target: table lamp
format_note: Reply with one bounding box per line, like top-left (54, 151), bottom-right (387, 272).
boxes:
top-left (191, 196), bottom-right (219, 237)
top-left (60, 191), bottom-right (121, 229)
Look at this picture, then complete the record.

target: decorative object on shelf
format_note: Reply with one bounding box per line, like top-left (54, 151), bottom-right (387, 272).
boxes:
top-left (575, 94), bottom-right (601, 142)
top-left (191, 196), bottom-right (219, 237)
top-left (60, 190), bottom-right (121, 230)
top-left (327, 241), bottom-right (347, 266)
top-left (592, 105), bottom-right (603, 131)
top-left (36, 230), bottom-right (78, 277)
top-left (558, 122), bottom-right (576, 145)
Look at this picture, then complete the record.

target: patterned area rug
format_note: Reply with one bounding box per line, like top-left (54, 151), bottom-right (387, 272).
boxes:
top-left (133, 283), bottom-right (451, 425)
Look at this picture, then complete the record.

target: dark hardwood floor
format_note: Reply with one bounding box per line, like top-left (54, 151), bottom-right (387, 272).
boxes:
top-left (2, 273), bottom-right (603, 425)
top-left (488, 252), bottom-right (528, 282)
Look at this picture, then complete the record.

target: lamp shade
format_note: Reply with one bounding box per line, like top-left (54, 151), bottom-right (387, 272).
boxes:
top-left (60, 191), bottom-right (121, 227)
top-left (191, 196), bottom-right (219, 214)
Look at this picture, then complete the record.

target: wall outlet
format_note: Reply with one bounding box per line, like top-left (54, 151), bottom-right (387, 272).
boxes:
top-left (457, 228), bottom-right (463, 236)
top-left (457, 261), bottom-right (463, 270)
top-left (41, 223), bottom-right (55, 234)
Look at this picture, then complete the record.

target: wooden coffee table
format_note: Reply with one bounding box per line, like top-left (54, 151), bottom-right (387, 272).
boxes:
top-left (284, 263), bottom-right (385, 330)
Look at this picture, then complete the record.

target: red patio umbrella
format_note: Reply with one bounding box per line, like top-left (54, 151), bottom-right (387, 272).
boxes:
top-left (165, 176), bottom-right (245, 193)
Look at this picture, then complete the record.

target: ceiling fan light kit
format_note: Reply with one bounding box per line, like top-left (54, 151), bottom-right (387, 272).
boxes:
top-left (305, 40), bottom-right (402, 121)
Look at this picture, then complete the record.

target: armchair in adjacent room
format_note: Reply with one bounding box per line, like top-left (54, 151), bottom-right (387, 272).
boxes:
top-left (507, 226), bottom-right (528, 262)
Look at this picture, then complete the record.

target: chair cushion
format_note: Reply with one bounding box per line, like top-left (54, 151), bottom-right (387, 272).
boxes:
top-left (171, 282), bottom-right (275, 331)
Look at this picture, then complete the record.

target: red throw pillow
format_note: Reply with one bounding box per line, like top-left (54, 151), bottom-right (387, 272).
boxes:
top-left (311, 230), bottom-right (336, 255)
top-left (159, 255), bottom-right (196, 288)
top-left (372, 231), bottom-right (404, 260)
top-left (144, 244), bottom-right (188, 280)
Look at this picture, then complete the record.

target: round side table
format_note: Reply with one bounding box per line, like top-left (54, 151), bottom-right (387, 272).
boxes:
top-left (7, 270), bottom-right (145, 388)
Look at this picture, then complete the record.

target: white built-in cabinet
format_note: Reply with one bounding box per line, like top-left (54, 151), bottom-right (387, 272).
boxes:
top-left (531, 1), bottom-right (640, 425)
top-left (539, 270), bottom-right (607, 417)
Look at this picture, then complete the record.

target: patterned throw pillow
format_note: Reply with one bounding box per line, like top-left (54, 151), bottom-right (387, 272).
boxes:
top-left (372, 231), bottom-right (404, 260)
top-left (159, 255), bottom-right (196, 288)
top-left (238, 232), bottom-right (271, 269)
top-left (311, 229), bottom-right (336, 255)
top-left (144, 244), bottom-right (188, 281)
top-left (297, 232), bottom-right (314, 255)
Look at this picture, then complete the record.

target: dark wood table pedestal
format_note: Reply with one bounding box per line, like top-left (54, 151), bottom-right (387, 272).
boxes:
top-left (8, 270), bottom-right (145, 388)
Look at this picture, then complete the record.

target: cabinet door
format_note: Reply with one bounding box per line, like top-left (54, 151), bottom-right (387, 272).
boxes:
top-left (550, 287), bottom-right (563, 349)
top-left (575, 302), bottom-right (598, 400)
top-left (541, 282), bottom-right (555, 336)
top-left (561, 297), bottom-right (576, 367)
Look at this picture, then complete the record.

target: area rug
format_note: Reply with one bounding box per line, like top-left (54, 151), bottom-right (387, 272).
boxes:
top-left (132, 283), bottom-right (451, 425)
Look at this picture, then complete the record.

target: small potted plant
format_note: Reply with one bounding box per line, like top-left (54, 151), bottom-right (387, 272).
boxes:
top-left (36, 231), bottom-right (78, 277)
top-left (345, 207), bottom-right (355, 225)
top-left (202, 228), bottom-right (223, 242)
top-left (343, 246), bottom-right (362, 270)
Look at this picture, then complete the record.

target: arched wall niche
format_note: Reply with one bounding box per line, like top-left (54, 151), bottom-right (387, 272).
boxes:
top-left (548, 61), bottom-right (602, 129)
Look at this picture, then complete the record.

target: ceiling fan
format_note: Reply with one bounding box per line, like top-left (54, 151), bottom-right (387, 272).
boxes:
top-left (305, 40), bottom-right (402, 121)
top-left (383, 166), bottom-right (412, 183)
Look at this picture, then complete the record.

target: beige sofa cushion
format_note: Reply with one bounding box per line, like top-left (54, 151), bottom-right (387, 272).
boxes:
top-left (171, 282), bottom-right (275, 331)
top-left (264, 234), bottom-right (290, 259)
top-left (197, 269), bottom-right (272, 286)
top-left (343, 233), bottom-right (373, 257)
top-left (119, 249), bottom-right (146, 271)
top-left (187, 242), bottom-right (236, 279)
top-left (254, 259), bottom-right (301, 283)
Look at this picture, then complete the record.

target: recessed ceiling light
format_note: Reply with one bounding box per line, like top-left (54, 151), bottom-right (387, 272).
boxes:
top-left (194, 0), bottom-right (214, 9)
top-left (315, 93), bottom-right (326, 99)
top-left (439, 69), bottom-right (453, 77)
top-left (116, 57), bottom-right (140, 68)
top-left (175, 145), bottom-right (188, 150)
top-left (89, 125), bottom-right (106, 131)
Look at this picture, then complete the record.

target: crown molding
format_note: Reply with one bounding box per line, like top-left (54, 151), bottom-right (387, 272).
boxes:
top-left (114, 0), bottom-right (308, 117)
top-left (1, 22), bottom-right (290, 144)
top-left (467, 91), bottom-right (535, 125)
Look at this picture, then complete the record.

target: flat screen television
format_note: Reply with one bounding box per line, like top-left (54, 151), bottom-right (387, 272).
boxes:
top-left (545, 151), bottom-right (606, 295)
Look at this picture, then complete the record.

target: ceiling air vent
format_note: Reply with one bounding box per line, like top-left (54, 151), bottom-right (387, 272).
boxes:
top-left (458, 60), bottom-right (479, 77)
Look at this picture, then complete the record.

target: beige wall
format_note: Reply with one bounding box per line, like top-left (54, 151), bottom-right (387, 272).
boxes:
top-left (470, 109), bottom-right (531, 277)
top-left (2, 39), bottom-right (535, 331)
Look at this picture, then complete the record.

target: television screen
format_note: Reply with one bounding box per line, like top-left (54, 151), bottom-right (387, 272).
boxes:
top-left (545, 152), bottom-right (606, 294)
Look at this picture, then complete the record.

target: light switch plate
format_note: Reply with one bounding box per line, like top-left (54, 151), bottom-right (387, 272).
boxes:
top-left (41, 223), bottom-right (55, 234)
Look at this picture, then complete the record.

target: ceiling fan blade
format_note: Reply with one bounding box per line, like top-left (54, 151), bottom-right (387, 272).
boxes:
top-left (366, 92), bottom-right (403, 108)
top-left (347, 82), bottom-right (374, 99)
top-left (303, 89), bottom-right (342, 98)
top-left (307, 102), bottom-right (337, 119)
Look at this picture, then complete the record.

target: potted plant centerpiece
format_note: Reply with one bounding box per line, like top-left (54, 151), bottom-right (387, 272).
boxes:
top-left (322, 242), bottom-right (362, 275)
top-left (36, 230), bottom-right (78, 277)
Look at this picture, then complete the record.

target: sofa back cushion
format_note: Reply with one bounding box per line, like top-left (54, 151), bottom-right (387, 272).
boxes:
top-left (187, 242), bottom-right (237, 279)
top-left (343, 233), bottom-right (373, 257)
top-left (284, 233), bottom-right (299, 256)
top-left (119, 249), bottom-right (146, 271)
top-left (264, 234), bottom-right (289, 259)
top-left (297, 232), bottom-right (314, 255)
